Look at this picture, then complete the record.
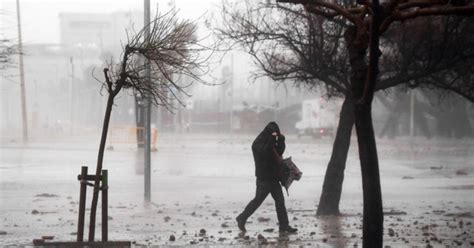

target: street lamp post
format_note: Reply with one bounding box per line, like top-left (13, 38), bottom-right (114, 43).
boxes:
top-left (144, 0), bottom-right (152, 203)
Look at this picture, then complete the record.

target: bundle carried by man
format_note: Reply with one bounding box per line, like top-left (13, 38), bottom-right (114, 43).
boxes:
top-left (279, 157), bottom-right (302, 195)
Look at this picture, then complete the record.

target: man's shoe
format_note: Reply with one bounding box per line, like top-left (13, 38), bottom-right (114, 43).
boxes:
top-left (279, 225), bottom-right (298, 233)
top-left (236, 216), bottom-right (246, 232)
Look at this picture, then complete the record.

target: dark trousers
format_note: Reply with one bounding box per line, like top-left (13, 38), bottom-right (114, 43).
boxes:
top-left (238, 179), bottom-right (289, 227)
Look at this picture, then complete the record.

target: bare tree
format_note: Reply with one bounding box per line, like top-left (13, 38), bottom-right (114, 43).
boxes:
top-left (383, 16), bottom-right (474, 100)
top-left (217, 0), bottom-right (474, 246)
top-left (216, 0), bottom-right (474, 220)
top-left (88, 10), bottom-right (212, 241)
top-left (277, 0), bottom-right (473, 246)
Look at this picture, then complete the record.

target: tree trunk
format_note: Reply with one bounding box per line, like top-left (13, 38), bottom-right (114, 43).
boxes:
top-left (316, 96), bottom-right (354, 215)
top-left (355, 2), bottom-right (384, 245)
top-left (346, 19), bottom-right (384, 246)
top-left (354, 103), bottom-right (383, 248)
top-left (88, 93), bottom-right (115, 241)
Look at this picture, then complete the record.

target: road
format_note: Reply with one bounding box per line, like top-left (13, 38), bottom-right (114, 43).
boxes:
top-left (1, 134), bottom-right (473, 247)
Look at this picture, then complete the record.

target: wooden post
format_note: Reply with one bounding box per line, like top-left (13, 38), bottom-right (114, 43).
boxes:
top-left (77, 166), bottom-right (88, 242)
top-left (101, 170), bottom-right (108, 241)
top-left (77, 168), bottom-right (110, 242)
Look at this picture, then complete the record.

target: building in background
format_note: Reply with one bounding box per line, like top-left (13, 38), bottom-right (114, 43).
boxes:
top-left (1, 11), bottom-right (144, 140)
top-left (59, 11), bottom-right (143, 55)
top-left (1, 10), bottom-right (329, 139)
top-left (184, 51), bottom-right (318, 134)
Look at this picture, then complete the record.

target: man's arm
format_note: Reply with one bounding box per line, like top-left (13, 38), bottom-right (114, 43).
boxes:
top-left (272, 146), bottom-right (284, 166)
top-left (275, 134), bottom-right (286, 156)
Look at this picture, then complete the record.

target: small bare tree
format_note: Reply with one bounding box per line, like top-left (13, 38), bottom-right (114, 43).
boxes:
top-left (0, 39), bottom-right (17, 70)
top-left (88, 10), bottom-right (211, 241)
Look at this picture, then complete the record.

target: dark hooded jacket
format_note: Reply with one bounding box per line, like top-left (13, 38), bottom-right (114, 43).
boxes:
top-left (252, 122), bottom-right (286, 181)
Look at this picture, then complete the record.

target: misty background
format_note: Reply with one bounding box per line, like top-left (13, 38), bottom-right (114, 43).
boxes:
top-left (0, 0), bottom-right (473, 246)
top-left (0, 0), bottom-right (312, 140)
top-left (2, 0), bottom-right (472, 141)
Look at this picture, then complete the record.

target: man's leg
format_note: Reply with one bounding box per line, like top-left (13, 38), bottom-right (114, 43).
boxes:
top-left (237, 180), bottom-right (271, 229)
top-left (269, 181), bottom-right (289, 229)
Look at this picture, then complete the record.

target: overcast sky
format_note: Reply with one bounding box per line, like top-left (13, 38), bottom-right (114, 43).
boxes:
top-left (0, 0), bottom-right (221, 44)
top-left (0, 0), bottom-right (256, 94)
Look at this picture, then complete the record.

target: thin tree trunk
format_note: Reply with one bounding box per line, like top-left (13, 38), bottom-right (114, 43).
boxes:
top-left (346, 20), bottom-right (383, 246)
top-left (355, 2), bottom-right (384, 245)
top-left (354, 103), bottom-right (383, 248)
top-left (88, 93), bottom-right (115, 241)
top-left (316, 96), bottom-right (354, 215)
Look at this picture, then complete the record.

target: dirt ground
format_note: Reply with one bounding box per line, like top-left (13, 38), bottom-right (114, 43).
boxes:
top-left (1, 134), bottom-right (473, 247)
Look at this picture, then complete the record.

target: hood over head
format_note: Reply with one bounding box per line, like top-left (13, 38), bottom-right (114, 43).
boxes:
top-left (262, 121), bottom-right (280, 136)
top-left (252, 122), bottom-right (280, 153)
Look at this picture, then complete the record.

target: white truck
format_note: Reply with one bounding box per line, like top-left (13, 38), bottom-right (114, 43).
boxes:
top-left (295, 98), bottom-right (341, 138)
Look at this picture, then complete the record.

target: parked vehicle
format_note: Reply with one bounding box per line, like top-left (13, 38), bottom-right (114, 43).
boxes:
top-left (295, 98), bottom-right (341, 138)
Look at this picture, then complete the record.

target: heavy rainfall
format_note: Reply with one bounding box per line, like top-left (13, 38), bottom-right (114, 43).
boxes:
top-left (1, 0), bottom-right (473, 247)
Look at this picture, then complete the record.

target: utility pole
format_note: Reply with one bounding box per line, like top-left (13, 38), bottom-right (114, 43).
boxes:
top-left (144, 0), bottom-right (151, 203)
top-left (16, 0), bottom-right (28, 143)
top-left (70, 57), bottom-right (74, 135)
top-left (229, 53), bottom-right (234, 134)
top-left (410, 89), bottom-right (415, 137)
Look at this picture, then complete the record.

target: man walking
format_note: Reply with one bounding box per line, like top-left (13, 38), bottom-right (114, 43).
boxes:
top-left (236, 122), bottom-right (297, 233)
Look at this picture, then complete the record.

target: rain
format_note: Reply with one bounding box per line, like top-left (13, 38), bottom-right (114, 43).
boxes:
top-left (1, 0), bottom-right (473, 247)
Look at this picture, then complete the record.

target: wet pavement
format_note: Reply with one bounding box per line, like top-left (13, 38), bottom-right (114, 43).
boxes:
top-left (1, 134), bottom-right (473, 247)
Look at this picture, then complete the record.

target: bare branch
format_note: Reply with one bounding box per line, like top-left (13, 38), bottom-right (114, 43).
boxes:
top-left (277, 0), bottom-right (359, 23)
top-left (215, 1), bottom-right (350, 97)
top-left (380, 1), bottom-right (474, 32)
top-left (394, 4), bottom-right (474, 20)
top-left (0, 40), bottom-right (18, 70)
top-left (97, 9), bottom-right (214, 111)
